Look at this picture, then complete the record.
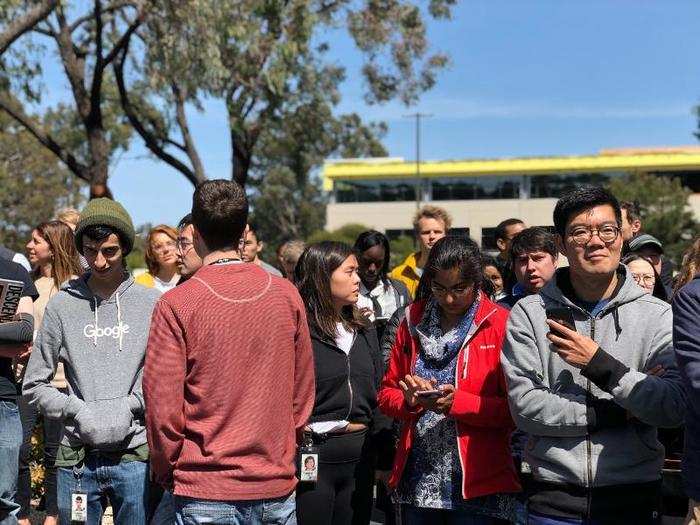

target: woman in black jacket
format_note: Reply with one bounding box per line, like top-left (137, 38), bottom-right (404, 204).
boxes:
top-left (295, 241), bottom-right (386, 525)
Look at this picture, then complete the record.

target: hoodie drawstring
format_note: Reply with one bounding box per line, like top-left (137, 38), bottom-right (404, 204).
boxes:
top-left (93, 297), bottom-right (98, 347)
top-left (116, 292), bottom-right (123, 351)
top-left (92, 293), bottom-right (124, 351)
top-left (612, 306), bottom-right (622, 340)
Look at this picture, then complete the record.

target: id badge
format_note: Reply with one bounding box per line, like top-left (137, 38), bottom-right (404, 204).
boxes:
top-left (71, 492), bottom-right (88, 522)
top-left (299, 446), bottom-right (319, 483)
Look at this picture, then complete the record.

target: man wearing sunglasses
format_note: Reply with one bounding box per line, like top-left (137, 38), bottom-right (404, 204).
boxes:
top-left (501, 186), bottom-right (684, 525)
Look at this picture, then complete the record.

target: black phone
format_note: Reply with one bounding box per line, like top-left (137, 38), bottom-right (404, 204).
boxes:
top-left (415, 389), bottom-right (443, 399)
top-left (546, 307), bottom-right (577, 335)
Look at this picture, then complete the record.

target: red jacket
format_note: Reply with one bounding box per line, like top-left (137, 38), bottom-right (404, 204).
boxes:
top-left (378, 294), bottom-right (520, 500)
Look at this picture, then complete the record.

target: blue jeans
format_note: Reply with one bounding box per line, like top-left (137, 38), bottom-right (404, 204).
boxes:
top-left (528, 512), bottom-right (584, 525)
top-left (174, 492), bottom-right (296, 525)
top-left (402, 505), bottom-right (498, 525)
top-left (57, 456), bottom-right (148, 525)
top-left (0, 400), bottom-right (22, 525)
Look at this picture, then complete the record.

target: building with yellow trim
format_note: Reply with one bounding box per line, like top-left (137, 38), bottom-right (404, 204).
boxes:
top-left (322, 146), bottom-right (700, 247)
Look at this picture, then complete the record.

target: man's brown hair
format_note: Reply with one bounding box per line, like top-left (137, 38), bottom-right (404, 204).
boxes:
top-left (412, 205), bottom-right (452, 232)
top-left (192, 180), bottom-right (248, 251)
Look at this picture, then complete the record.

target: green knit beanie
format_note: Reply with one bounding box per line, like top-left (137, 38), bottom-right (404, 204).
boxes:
top-left (75, 198), bottom-right (136, 255)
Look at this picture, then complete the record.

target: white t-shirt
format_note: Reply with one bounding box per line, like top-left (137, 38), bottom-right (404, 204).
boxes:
top-left (153, 274), bottom-right (180, 294)
top-left (359, 281), bottom-right (399, 322)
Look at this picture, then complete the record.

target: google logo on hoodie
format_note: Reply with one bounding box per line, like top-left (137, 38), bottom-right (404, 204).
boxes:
top-left (83, 324), bottom-right (130, 339)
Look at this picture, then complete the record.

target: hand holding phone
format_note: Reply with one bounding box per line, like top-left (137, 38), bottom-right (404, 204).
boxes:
top-left (545, 307), bottom-right (576, 335)
top-left (415, 389), bottom-right (444, 399)
top-left (545, 306), bottom-right (599, 369)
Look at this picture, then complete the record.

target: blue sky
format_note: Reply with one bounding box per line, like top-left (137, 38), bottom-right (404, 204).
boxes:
top-left (85, 1), bottom-right (700, 225)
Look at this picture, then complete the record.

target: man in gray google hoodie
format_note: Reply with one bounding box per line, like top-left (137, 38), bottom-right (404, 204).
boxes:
top-left (23, 198), bottom-right (160, 525)
top-left (501, 187), bottom-right (685, 525)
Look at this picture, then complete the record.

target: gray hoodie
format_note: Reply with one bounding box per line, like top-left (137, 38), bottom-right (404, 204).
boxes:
top-left (501, 266), bottom-right (685, 488)
top-left (23, 273), bottom-right (160, 451)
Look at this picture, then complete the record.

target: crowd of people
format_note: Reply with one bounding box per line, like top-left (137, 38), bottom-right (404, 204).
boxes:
top-left (0, 180), bottom-right (699, 525)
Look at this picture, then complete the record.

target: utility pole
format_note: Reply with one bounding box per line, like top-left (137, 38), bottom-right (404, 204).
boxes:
top-left (403, 112), bottom-right (432, 210)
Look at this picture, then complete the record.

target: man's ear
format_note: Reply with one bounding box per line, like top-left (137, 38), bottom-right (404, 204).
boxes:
top-left (193, 226), bottom-right (206, 257)
top-left (631, 219), bottom-right (642, 235)
top-left (496, 238), bottom-right (506, 252)
top-left (555, 234), bottom-right (567, 258)
top-left (257, 241), bottom-right (264, 255)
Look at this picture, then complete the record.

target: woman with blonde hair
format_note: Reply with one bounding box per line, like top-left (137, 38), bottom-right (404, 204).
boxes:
top-left (135, 224), bottom-right (180, 293)
top-left (17, 220), bottom-right (82, 525)
top-left (675, 236), bottom-right (700, 294)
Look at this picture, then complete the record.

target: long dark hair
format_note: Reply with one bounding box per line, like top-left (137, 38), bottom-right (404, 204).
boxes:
top-left (415, 236), bottom-right (486, 301)
top-left (353, 230), bottom-right (391, 286)
top-left (622, 253), bottom-right (668, 302)
top-left (296, 241), bottom-right (364, 340)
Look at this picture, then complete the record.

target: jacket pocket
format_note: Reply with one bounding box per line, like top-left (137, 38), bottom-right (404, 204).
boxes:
top-left (74, 397), bottom-right (135, 450)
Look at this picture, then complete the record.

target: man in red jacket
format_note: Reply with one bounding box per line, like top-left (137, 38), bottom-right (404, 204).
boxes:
top-left (144, 180), bottom-right (315, 524)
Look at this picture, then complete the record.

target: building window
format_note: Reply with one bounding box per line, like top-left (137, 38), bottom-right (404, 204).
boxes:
top-left (449, 227), bottom-right (471, 238)
top-left (481, 227), bottom-right (498, 250)
top-left (530, 172), bottom-right (623, 198)
top-left (335, 179), bottom-right (417, 203)
top-left (431, 176), bottom-right (520, 200)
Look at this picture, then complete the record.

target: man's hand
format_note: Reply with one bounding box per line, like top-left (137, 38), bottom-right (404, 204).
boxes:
top-left (646, 365), bottom-right (665, 377)
top-left (546, 319), bottom-right (599, 369)
top-left (398, 375), bottom-right (435, 408)
top-left (17, 344), bottom-right (32, 360)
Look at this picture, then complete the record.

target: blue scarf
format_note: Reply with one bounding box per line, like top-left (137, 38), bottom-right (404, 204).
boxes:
top-left (416, 295), bottom-right (480, 367)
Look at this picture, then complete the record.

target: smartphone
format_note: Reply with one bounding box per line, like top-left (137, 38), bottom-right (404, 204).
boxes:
top-left (416, 389), bottom-right (443, 399)
top-left (546, 307), bottom-right (577, 335)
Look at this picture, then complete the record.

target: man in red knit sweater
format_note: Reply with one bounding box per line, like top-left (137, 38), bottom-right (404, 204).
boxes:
top-left (143, 180), bottom-right (315, 524)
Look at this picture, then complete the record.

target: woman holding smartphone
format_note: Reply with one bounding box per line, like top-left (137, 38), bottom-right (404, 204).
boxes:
top-left (353, 230), bottom-right (411, 341)
top-left (378, 236), bottom-right (520, 524)
top-left (295, 241), bottom-right (386, 525)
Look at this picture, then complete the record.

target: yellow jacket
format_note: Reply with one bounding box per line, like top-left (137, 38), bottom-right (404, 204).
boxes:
top-left (389, 252), bottom-right (422, 299)
top-left (135, 272), bottom-right (155, 288)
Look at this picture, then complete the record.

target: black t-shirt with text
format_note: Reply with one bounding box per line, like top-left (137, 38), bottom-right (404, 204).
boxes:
top-left (0, 258), bottom-right (38, 400)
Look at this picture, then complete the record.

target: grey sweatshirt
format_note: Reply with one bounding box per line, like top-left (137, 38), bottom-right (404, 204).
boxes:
top-left (501, 266), bottom-right (685, 488)
top-left (23, 273), bottom-right (160, 451)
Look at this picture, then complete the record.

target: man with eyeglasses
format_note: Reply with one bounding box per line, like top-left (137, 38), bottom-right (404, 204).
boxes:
top-left (175, 214), bottom-right (203, 282)
top-left (501, 186), bottom-right (685, 524)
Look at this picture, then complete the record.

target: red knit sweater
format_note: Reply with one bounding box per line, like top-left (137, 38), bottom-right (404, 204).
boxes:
top-left (143, 263), bottom-right (315, 501)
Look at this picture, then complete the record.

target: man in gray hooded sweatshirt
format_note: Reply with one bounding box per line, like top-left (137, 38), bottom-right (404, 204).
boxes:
top-left (501, 186), bottom-right (685, 524)
top-left (23, 198), bottom-right (160, 525)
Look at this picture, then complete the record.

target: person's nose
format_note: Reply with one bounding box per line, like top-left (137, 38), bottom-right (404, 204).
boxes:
top-left (94, 251), bottom-right (107, 268)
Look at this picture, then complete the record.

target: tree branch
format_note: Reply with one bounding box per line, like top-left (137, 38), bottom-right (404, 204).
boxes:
top-left (0, 0), bottom-right (58, 56)
top-left (0, 96), bottom-right (89, 181)
top-left (171, 83), bottom-right (206, 181)
top-left (101, 5), bottom-right (144, 67)
top-left (113, 45), bottom-right (202, 186)
top-left (68, 1), bottom-right (137, 32)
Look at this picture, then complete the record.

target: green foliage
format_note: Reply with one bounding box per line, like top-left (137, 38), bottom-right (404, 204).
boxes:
top-left (607, 172), bottom-right (698, 264)
top-left (307, 223), bottom-right (370, 246)
top-left (0, 114), bottom-right (85, 252)
top-left (250, 166), bottom-right (326, 262)
top-left (125, 222), bottom-right (151, 271)
top-left (389, 235), bottom-right (417, 269)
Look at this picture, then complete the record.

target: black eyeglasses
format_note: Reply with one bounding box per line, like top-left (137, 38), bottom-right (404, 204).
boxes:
top-left (567, 225), bottom-right (620, 246)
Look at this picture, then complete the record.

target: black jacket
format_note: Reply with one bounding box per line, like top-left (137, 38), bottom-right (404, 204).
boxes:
top-left (308, 325), bottom-right (383, 427)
